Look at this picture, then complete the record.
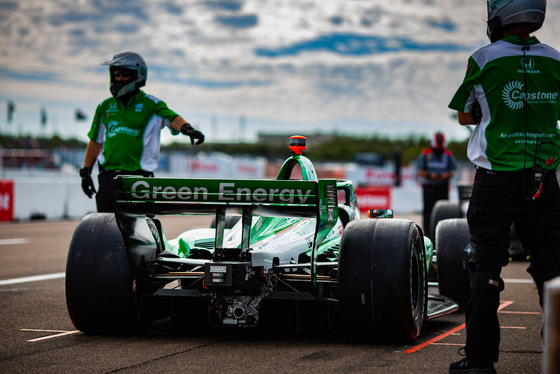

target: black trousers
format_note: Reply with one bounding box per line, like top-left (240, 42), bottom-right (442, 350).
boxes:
top-left (422, 184), bottom-right (449, 237)
top-left (465, 167), bottom-right (560, 362)
top-left (96, 169), bottom-right (154, 213)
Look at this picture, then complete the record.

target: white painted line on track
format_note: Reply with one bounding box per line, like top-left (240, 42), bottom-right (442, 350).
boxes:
top-left (0, 272), bottom-right (65, 286)
top-left (22, 329), bottom-right (73, 333)
top-left (21, 329), bottom-right (80, 342)
top-left (0, 238), bottom-right (29, 245)
top-left (504, 278), bottom-right (534, 284)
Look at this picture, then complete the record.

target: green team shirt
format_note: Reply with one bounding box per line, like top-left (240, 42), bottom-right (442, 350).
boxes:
top-left (449, 35), bottom-right (560, 171)
top-left (88, 90), bottom-right (180, 172)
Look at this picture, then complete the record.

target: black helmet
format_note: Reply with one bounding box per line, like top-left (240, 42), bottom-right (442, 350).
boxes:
top-left (102, 51), bottom-right (147, 98)
top-left (487, 0), bottom-right (546, 42)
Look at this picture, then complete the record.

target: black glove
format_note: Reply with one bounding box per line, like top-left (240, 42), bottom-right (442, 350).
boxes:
top-left (471, 101), bottom-right (482, 124)
top-left (79, 167), bottom-right (96, 198)
top-left (180, 123), bottom-right (205, 145)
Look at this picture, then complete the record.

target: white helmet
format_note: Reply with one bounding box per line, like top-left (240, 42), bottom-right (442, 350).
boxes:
top-left (487, 0), bottom-right (546, 42)
top-left (102, 51), bottom-right (147, 98)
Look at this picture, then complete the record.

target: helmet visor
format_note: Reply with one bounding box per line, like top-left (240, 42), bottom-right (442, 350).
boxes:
top-left (110, 67), bottom-right (136, 81)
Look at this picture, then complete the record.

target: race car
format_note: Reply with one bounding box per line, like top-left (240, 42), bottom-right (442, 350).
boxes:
top-left (66, 135), bottom-right (458, 343)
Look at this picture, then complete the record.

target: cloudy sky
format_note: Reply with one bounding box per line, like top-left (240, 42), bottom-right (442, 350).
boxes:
top-left (1, 0), bottom-right (560, 144)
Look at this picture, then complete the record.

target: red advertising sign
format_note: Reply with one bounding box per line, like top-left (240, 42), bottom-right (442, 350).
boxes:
top-left (355, 186), bottom-right (391, 211)
top-left (0, 179), bottom-right (14, 221)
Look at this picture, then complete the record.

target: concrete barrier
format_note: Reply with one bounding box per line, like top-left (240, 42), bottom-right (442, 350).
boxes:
top-left (13, 178), bottom-right (96, 220)
top-left (544, 276), bottom-right (560, 374)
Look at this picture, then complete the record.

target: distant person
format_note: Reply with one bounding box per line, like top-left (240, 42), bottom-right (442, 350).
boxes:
top-left (448, 0), bottom-right (560, 373)
top-left (416, 131), bottom-right (456, 237)
top-left (79, 51), bottom-right (205, 212)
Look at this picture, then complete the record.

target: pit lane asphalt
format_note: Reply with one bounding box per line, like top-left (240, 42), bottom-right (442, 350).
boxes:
top-left (0, 215), bottom-right (545, 373)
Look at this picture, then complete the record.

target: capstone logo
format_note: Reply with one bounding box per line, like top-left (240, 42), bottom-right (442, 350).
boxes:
top-left (502, 81), bottom-right (525, 110)
top-left (502, 81), bottom-right (559, 110)
top-left (107, 121), bottom-right (141, 138)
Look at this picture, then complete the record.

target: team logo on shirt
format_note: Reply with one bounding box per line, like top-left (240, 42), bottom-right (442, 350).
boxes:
top-left (521, 57), bottom-right (534, 70)
top-left (502, 81), bottom-right (525, 110)
top-left (106, 121), bottom-right (140, 138)
top-left (105, 102), bottom-right (118, 114)
top-left (519, 58), bottom-right (540, 74)
top-left (502, 81), bottom-right (559, 110)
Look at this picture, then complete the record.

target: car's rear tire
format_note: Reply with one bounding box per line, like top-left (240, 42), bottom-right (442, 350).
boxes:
top-left (429, 200), bottom-right (463, 242)
top-left (339, 219), bottom-right (426, 343)
top-left (436, 218), bottom-right (472, 310)
top-left (66, 213), bottom-right (146, 335)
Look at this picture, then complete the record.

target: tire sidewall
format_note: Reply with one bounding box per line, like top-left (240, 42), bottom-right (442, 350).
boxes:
top-left (66, 213), bottom-right (142, 334)
top-left (339, 219), bottom-right (426, 343)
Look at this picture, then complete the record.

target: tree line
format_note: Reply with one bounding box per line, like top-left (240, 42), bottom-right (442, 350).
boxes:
top-left (165, 134), bottom-right (469, 165)
top-left (0, 134), bottom-right (470, 165)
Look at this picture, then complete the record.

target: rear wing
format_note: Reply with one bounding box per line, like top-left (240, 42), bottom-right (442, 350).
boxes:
top-left (113, 176), bottom-right (338, 283)
top-left (114, 177), bottom-right (336, 218)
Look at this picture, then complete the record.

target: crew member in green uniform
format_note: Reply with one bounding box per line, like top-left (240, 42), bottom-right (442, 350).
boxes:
top-left (448, 1), bottom-right (560, 373)
top-left (79, 51), bottom-right (205, 212)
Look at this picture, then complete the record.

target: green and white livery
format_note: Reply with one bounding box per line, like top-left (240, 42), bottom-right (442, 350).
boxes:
top-left (88, 90), bottom-right (179, 172)
top-left (66, 136), bottom-right (458, 342)
top-left (449, 35), bottom-right (560, 171)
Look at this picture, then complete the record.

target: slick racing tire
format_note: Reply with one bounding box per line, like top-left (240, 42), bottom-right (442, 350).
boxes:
top-left (429, 200), bottom-right (463, 243)
top-left (339, 219), bottom-right (427, 343)
top-left (435, 218), bottom-right (472, 310)
top-left (66, 213), bottom-right (146, 335)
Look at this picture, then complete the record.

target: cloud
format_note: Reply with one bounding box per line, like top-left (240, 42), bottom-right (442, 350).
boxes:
top-left (0, 1), bottom-right (18, 11)
top-left (254, 33), bottom-right (471, 57)
top-left (0, 0), bottom-right (559, 143)
top-left (427, 18), bottom-right (457, 32)
top-left (163, 1), bottom-right (184, 15)
top-left (0, 67), bottom-right (57, 82)
top-left (214, 14), bottom-right (258, 29)
top-left (205, 1), bottom-right (244, 12)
